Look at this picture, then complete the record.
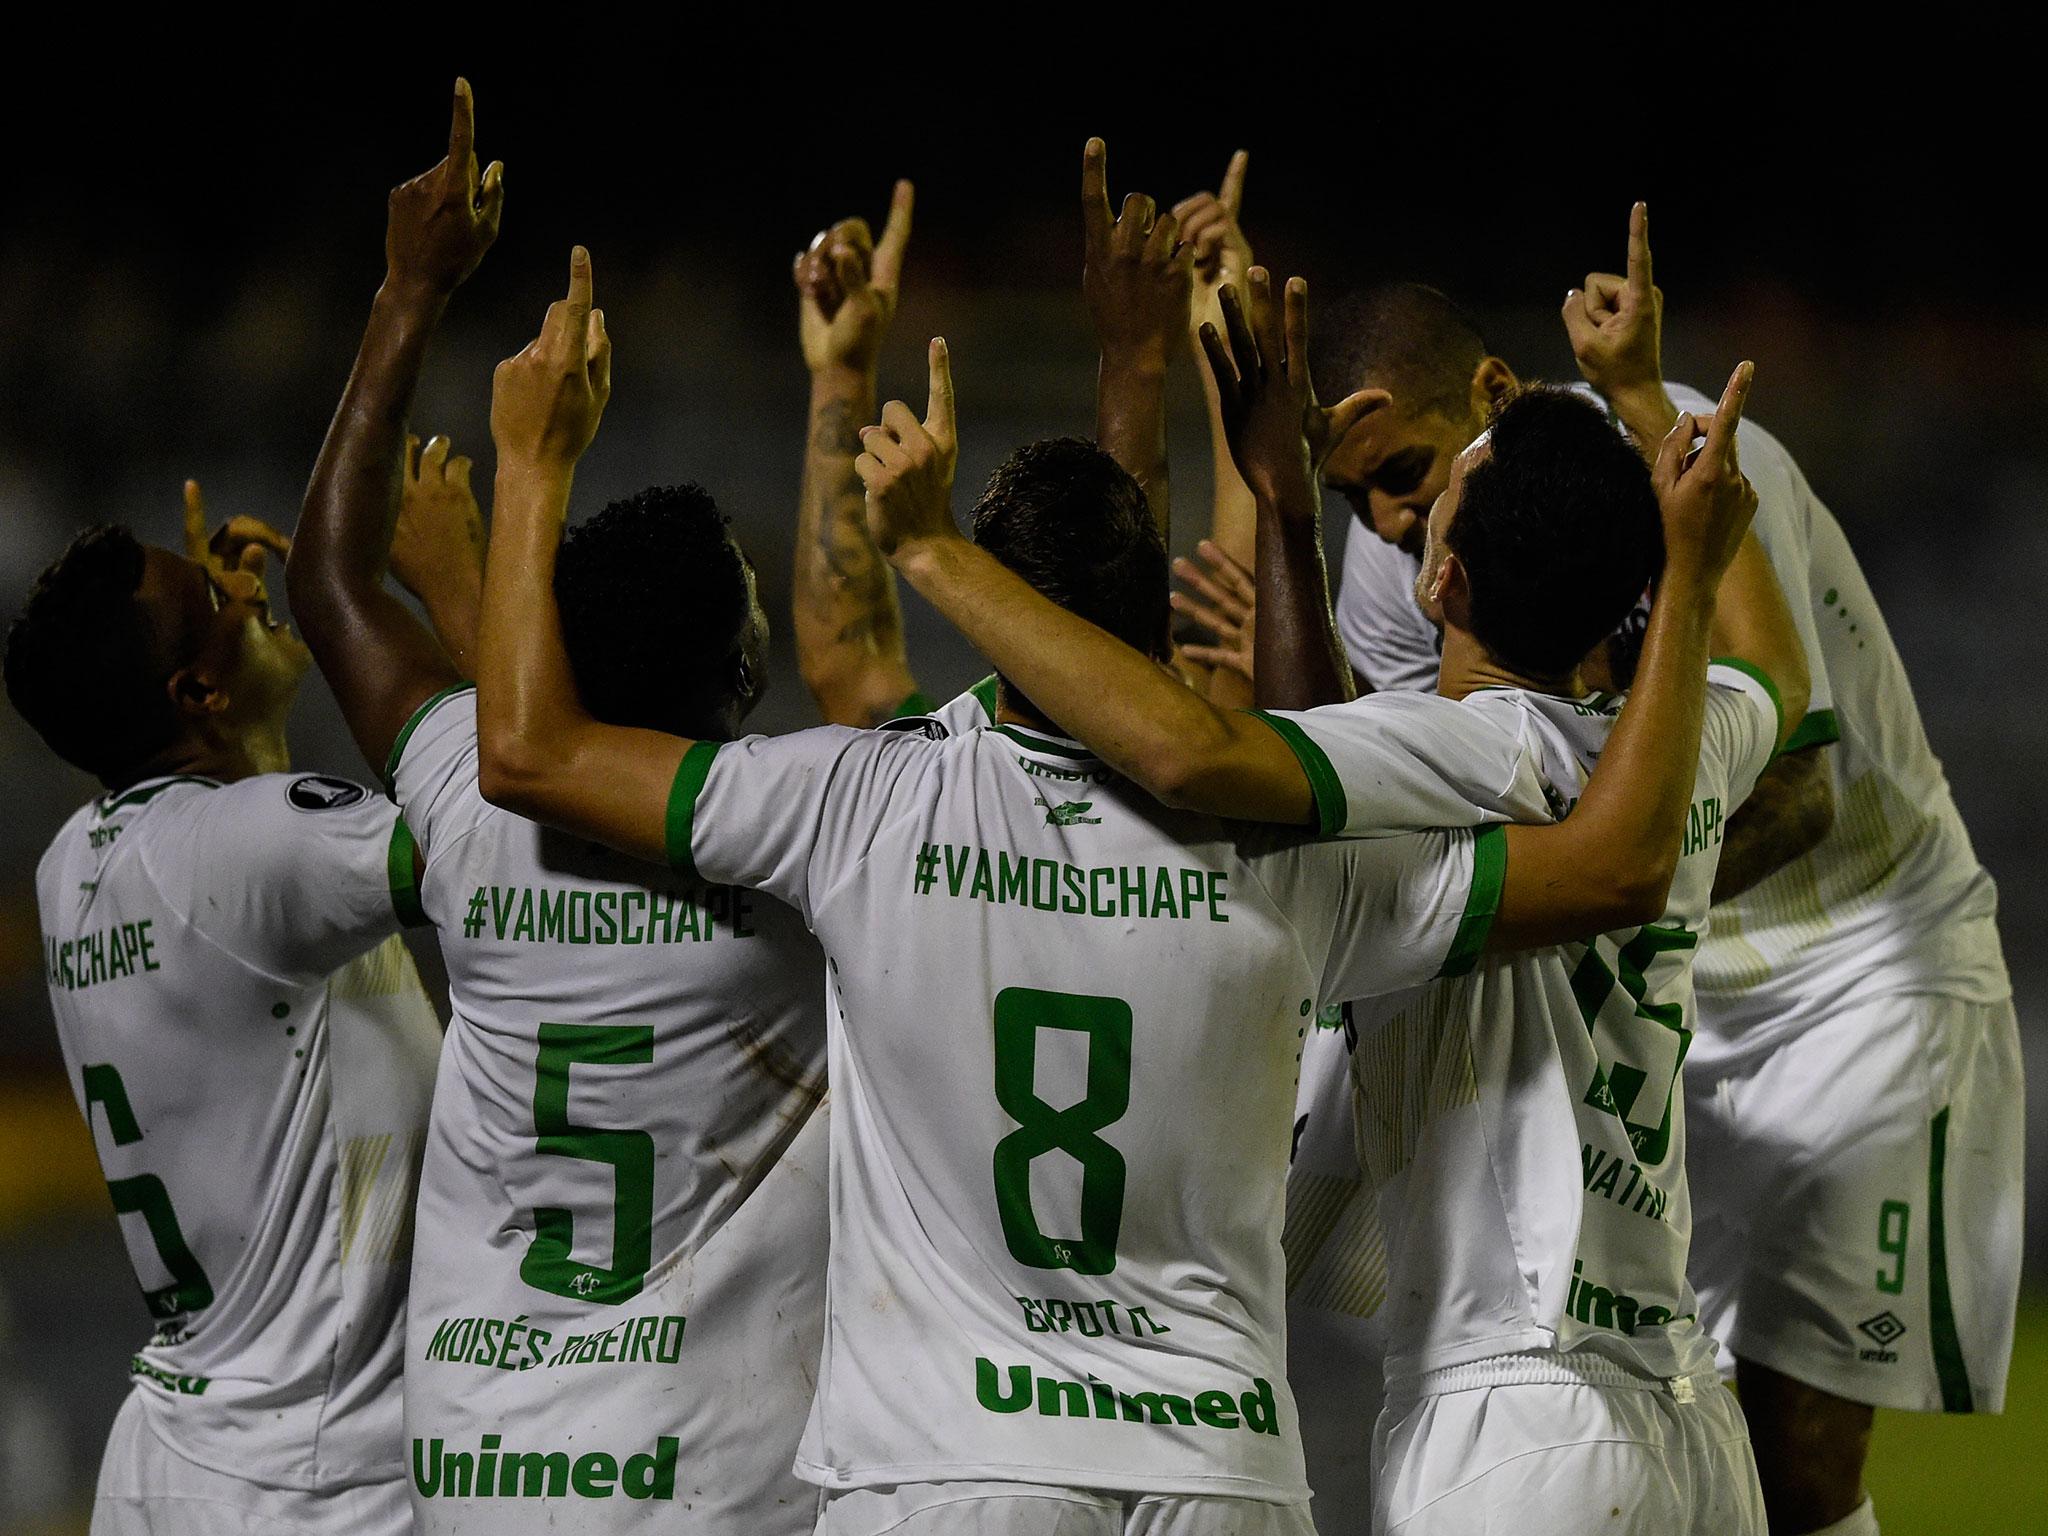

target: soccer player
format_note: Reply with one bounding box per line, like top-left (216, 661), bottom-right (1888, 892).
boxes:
top-left (7, 501), bottom-right (447, 1531)
top-left (468, 241), bottom-right (1758, 1533)
top-left (1560, 208), bottom-right (2022, 1536)
top-left (284, 86), bottom-right (832, 1533)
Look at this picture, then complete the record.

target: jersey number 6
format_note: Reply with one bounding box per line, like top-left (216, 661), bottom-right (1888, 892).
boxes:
top-left (991, 987), bottom-right (1132, 1277)
top-left (522, 1023), bottom-right (655, 1305)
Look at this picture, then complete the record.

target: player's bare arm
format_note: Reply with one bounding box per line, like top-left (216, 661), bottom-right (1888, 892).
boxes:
top-left (1084, 138), bottom-right (1191, 541)
top-left (792, 180), bottom-right (921, 726)
top-left (1198, 272), bottom-right (1385, 710)
top-left (475, 249), bottom-right (686, 864)
top-left (1711, 746), bottom-right (1835, 900)
top-left (1174, 150), bottom-right (1258, 576)
top-left (1490, 363), bottom-right (1763, 948)
top-left (389, 432), bottom-right (486, 675)
top-left (288, 79), bottom-right (503, 770)
top-left (1563, 201), bottom-right (1679, 451)
top-left (1710, 530), bottom-right (1812, 751)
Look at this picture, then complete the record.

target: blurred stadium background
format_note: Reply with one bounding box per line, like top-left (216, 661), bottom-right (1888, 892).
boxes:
top-left (0, 54), bottom-right (2038, 1533)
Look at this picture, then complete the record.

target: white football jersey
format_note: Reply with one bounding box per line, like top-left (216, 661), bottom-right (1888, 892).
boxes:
top-left (666, 714), bottom-right (1497, 1503)
top-left (1266, 666), bottom-right (1780, 1381)
top-left (386, 688), bottom-right (829, 1530)
top-left (35, 771), bottom-right (440, 1490)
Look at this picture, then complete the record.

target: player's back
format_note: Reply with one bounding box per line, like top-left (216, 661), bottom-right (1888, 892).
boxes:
top-left (671, 713), bottom-right (1491, 1506)
top-left (34, 771), bottom-right (439, 1491)
top-left (387, 686), bottom-right (830, 1531)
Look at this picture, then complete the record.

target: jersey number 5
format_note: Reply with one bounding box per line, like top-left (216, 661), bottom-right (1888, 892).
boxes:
top-left (522, 1023), bottom-right (654, 1305)
top-left (991, 987), bottom-right (1132, 1276)
top-left (81, 1063), bottom-right (214, 1321)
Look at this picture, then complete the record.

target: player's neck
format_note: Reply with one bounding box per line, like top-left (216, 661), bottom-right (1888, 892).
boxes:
top-left (1434, 625), bottom-right (1585, 703)
top-left (124, 723), bottom-right (293, 791)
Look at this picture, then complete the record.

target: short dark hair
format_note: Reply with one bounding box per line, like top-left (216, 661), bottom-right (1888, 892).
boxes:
top-left (5, 525), bottom-right (182, 784)
top-left (968, 438), bottom-right (1168, 722)
top-left (1311, 282), bottom-right (1489, 422)
top-left (554, 485), bottom-right (751, 738)
top-left (1449, 386), bottom-right (1662, 679)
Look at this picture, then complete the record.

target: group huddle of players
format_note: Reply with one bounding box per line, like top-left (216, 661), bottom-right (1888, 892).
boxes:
top-left (4, 80), bottom-right (2021, 1536)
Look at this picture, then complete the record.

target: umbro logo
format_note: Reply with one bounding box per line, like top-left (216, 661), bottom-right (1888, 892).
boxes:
top-left (1858, 1311), bottom-right (1908, 1347)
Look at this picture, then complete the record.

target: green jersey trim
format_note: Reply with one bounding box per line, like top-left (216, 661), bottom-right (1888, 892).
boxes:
top-left (992, 724), bottom-right (1098, 761)
top-left (383, 683), bottom-right (477, 798)
top-left (1708, 656), bottom-right (1784, 745)
top-left (1927, 1106), bottom-right (1974, 1412)
top-left (1438, 824), bottom-right (1506, 978)
top-left (664, 741), bottom-right (721, 880)
top-left (1779, 707), bottom-right (1841, 756)
top-left (891, 690), bottom-right (937, 719)
top-left (1245, 711), bottom-right (1345, 837)
top-left (970, 674), bottom-right (1000, 724)
top-left (97, 775), bottom-right (221, 817)
top-left (387, 819), bottom-right (429, 928)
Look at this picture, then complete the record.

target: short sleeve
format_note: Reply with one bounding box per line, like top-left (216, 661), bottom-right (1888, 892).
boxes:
top-left (386, 684), bottom-right (488, 863)
top-left (1334, 529), bottom-right (1442, 694)
top-left (1259, 823), bottom-right (1504, 1006)
top-left (664, 725), bottom-right (932, 923)
top-left (1249, 692), bottom-right (1545, 839)
top-left (152, 773), bottom-right (416, 981)
top-left (1670, 384), bottom-right (1837, 753)
top-left (1701, 663), bottom-right (1783, 809)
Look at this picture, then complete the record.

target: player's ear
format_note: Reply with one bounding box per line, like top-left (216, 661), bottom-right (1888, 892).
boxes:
top-left (1471, 356), bottom-right (1516, 417)
top-left (166, 665), bottom-right (230, 720)
top-left (1429, 551), bottom-right (1474, 633)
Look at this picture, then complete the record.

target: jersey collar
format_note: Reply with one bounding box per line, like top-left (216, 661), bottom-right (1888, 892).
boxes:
top-left (95, 774), bottom-right (222, 818)
top-left (991, 722), bottom-right (1102, 766)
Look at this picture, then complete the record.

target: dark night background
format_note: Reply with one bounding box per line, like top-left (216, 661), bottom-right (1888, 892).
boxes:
top-left (0, 50), bottom-right (2038, 1530)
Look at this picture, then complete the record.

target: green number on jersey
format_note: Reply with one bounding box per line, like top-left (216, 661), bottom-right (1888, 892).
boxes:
top-left (1878, 1199), bottom-right (1911, 1294)
top-left (521, 1023), bottom-right (655, 1305)
top-left (81, 1063), bottom-right (214, 1320)
top-left (991, 987), bottom-right (1132, 1276)
top-left (1571, 923), bottom-right (1697, 1165)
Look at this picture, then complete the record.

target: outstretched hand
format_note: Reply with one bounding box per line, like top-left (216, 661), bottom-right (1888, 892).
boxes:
top-left (392, 435), bottom-right (485, 598)
top-left (1197, 270), bottom-right (1388, 504)
top-left (1652, 361), bottom-right (1757, 583)
top-left (491, 247), bottom-right (613, 474)
top-left (796, 180), bottom-right (914, 374)
top-left (182, 479), bottom-right (290, 583)
top-left (1174, 150), bottom-right (1253, 317)
top-left (386, 78), bottom-right (505, 298)
top-left (1082, 138), bottom-right (1193, 366)
top-left (856, 339), bottom-right (959, 556)
top-left (1171, 540), bottom-right (1256, 686)
top-left (1562, 202), bottom-right (1664, 407)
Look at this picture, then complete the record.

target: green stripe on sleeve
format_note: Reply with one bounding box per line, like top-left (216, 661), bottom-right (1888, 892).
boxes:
top-left (1926, 1106), bottom-right (1975, 1412)
top-left (382, 683), bottom-right (477, 798)
top-left (970, 674), bottom-right (1000, 724)
top-left (387, 818), bottom-right (429, 929)
top-left (1437, 823), bottom-right (1506, 978)
top-left (890, 690), bottom-right (936, 720)
top-left (1245, 711), bottom-right (1348, 837)
top-left (1779, 707), bottom-right (1840, 756)
top-left (664, 741), bottom-right (722, 881)
top-left (1708, 656), bottom-right (1784, 746)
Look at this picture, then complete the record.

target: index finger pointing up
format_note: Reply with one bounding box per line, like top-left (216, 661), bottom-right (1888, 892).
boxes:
top-left (561, 245), bottom-right (593, 342)
top-left (449, 78), bottom-right (474, 167)
top-left (1219, 149), bottom-right (1249, 218)
top-left (1627, 201), bottom-right (1652, 299)
top-left (1703, 361), bottom-right (1754, 465)
top-left (925, 338), bottom-right (956, 446)
top-left (1082, 138), bottom-right (1112, 254)
top-left (874, 179), bottom-right (915, 295)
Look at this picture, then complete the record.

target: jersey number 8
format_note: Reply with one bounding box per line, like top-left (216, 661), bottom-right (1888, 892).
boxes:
top-left (991, 987), bottom-right (1132, 1276)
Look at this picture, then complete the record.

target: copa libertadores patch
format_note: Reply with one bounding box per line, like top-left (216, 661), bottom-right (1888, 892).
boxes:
top-left (287, 775), bottom-right (369, 813)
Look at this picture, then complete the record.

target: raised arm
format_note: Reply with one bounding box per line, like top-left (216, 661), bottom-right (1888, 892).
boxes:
top-left (1562, 201), bottom-right (1679, 452)
top-left (1197, 272), bottom-right (1386, 709)
top-left (474, 250), bottom-right (686, 865)
top-left (1083, 138), bottom-right (1192, 540)
top-left (287, 80), bottom-right (503, 771)
top-left (1488, 363), bottom-right (1761, 946)
top-left (791, 181), bottom-right (921, 725)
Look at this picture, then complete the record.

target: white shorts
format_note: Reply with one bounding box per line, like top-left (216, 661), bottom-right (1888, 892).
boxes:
top-left (1372, 1360), bottom-right (1764, 1536)
top-left (406, 1101), bottom-right (830, 1533)
top-left (1688, 992), bottom-right (2023, 1413)
top-left (817, 1480), bottom-right (1315, 1536)
top-left (91, 1393), bottom-right (411, 1536)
